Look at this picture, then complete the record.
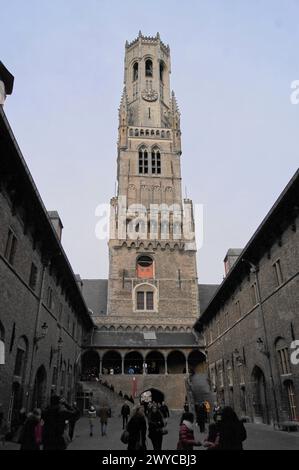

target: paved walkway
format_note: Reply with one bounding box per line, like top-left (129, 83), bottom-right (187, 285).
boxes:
top-left (2, 414), bottom-right (299, 450)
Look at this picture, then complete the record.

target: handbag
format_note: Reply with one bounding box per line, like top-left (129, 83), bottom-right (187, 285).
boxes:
top-left (120, 429), bottom-right (129, 444)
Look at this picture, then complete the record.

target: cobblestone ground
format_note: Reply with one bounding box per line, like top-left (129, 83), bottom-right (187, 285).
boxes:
top-left (2, 414), bottom-right (299, 451)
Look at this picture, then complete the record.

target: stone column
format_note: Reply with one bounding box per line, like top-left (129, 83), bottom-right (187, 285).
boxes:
top-left (164, 356), bottom-right (168, 375)
top-left (185, 355), bottom-right (189, 374)
top-left (99, 359), bottom-right (102, 376)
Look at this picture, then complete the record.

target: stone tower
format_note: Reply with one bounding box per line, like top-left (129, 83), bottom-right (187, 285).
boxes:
top-left (102, 32), bottom-right (199, 331)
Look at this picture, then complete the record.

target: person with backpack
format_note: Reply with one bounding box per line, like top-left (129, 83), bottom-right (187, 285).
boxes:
top-left (121, 402), bottom-right (131, 430)
top-left (203, 407), bottom-right (247, 451)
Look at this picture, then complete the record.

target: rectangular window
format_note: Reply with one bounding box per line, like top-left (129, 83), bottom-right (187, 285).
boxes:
top-left (47, 287), bottom-right (53, 310)
top-left (250, 283), bottom-right (258, 306)
top-left (137, 292), bottom-right (145, 310)
top-left (273, 260), bottom-right (283, 287)
top-left (146, 292), bottom-right (154, 310)
top-left (4, 229), bottom-right (17, 265)
top-left (29, 263), bottom-right (38, 291)
top-left (58, 303), bottom-right (63, 323)
top-left (235, 300), bottom-right (241, 319)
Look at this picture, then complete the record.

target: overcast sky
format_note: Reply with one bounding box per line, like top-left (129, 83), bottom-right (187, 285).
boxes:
top-left (1, 0), bottom-right (298, 284)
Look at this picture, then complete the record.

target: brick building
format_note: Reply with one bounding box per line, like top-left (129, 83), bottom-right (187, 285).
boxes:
top-left (0, 64), bottom-right (93, 430)
top-left (195, 169), bottom-right (299, 425)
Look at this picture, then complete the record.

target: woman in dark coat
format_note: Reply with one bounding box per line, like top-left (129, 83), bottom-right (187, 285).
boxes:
top-left (127, 406), bottom-right (147, 451)
top-left (147, 403), bottom-right (165, 450)
top-left (20, 409), bottom-right (43, 451)
top-left (204, 407), bottom-right (247, 451)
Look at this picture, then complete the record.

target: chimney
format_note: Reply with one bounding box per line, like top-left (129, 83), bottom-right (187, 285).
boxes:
top-left (0, 62), bottom-right (14, 105)
top-left (48, 211), bottom-right (63, 242)
top-left (224, 249), bottom-right (243, 276)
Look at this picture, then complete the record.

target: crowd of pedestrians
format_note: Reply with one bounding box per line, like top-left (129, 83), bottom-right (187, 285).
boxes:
top-left (1, 393), bottom-right (247, 451)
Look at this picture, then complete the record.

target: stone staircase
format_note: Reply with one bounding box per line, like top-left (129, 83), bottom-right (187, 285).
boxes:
top-left (79, 381), bottom-right (128, 414)
top-left (189, 373), bottom-right (216, 408)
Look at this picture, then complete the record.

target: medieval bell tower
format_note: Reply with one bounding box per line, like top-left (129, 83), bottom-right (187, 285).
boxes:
top-left (105, 32), bottom-right (199, 331)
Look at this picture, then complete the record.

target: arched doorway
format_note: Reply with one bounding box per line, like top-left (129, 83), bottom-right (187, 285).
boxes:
top-left (188, 350), bottom-right (206, 374)
top-left (124, 351), bottom-right (143, 374)
top-left (145, 351), bottom-right (165, 374)
top-left (140, 388), bottom-right (165, 405)
top-left (102, 351), bottom-right (122, 375)
top-left (81, 350), bottom-right (100, 380)
top-left (167, 350), bottom-right (186, 374)
top-left (32, 365), bottom-right (47, 409)
top-left (251, 366), bottom-right (269, 424)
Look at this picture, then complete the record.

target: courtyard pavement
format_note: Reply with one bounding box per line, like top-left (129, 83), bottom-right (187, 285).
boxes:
top-left (1, 412), bottom-right (299, 451)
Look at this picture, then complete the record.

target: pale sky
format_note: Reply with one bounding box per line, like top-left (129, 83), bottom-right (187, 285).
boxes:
top-left (1, 0), bottom-right (299, 284)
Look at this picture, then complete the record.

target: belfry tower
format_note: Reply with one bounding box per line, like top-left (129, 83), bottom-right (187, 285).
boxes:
top-left (83, 33), bottom-right (207, 410)
top-left (104, 31), bottom-right (199, 330)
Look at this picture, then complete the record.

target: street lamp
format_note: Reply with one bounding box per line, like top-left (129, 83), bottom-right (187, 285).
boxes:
top-left (34, 322), bottom-right (48, 344)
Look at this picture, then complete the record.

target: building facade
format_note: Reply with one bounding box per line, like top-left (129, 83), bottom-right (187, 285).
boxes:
top-left (195, 170), bottom-right (299, 425)
top-left (0, 72), bottom-right (93, 430)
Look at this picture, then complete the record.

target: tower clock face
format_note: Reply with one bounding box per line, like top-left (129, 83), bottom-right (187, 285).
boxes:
top-left (142, 89), bottom-right (158, 102)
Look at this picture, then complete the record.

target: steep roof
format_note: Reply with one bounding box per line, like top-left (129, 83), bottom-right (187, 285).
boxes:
top-left (82, 279), bottom-right (108, 316)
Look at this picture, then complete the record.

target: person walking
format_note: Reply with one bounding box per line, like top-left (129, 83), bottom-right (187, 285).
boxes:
top-left (177, 412), bottom-right (202, 451)
top-left (197, 402), bottom-right (207, 433)
top-left (68, 402), bottom-right (80, 441)
top-left (204, 400), bottom-right (211, 423)
top-left (127, 406), bottom-right (147, 451)
top-left (147, 403), bottom-right (165, 451)
top-left (98, 404), bottom-right (110, 436)
top-left (19, 409), bottom-right (43, 451)
top-left (121, 402), bottom-right (131, 430)
top-left (42, 396), bottom-right (77, 450)
top-left (88, 405), bottom-right (97, 437)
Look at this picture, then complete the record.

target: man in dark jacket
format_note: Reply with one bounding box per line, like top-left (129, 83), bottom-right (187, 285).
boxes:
top-left (121, 402), bottom-right (130, 429)
top-left (42, 396), bottom-right (77, 450)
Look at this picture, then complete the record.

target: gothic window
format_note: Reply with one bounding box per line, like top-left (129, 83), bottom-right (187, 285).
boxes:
top-left (14, 337), bottom-right (28, 380)
top-left (276, 338), bottom-right (291, 375)
top-left (29, 263), bottom-right (38, 291)
top-left (139, 146), bottom-right (148, 174)
top-left (151, 147), bottom-right (161, 175)
top-left (140, 129), bottom-right (144, 136)
top-left (146, 129), bottom-right (149, 136)
top-left (133, 62), bottom-right (139, 81)
top-left (151, 130), bottom-right (155, 136)
top-left (145, 59), bottom-right (153, 78)
top-left (135, 284), bottom-right (156, 312)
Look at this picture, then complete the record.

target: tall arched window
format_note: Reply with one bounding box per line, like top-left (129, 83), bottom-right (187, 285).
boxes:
top-left (276, 338), bottom-right (291, 375)
top-left (14, 336), bottom-right (28, 381)
top-left (0, 321), bottom-right (5, 365)
top-left (145, 59), bottom-right (153, 78)
top-left (139, 146), bottom-right (148, 174)
top-left (133, 62), bottom-right (139, 81)
top-left (151, 147), bottom-right (161, 175)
